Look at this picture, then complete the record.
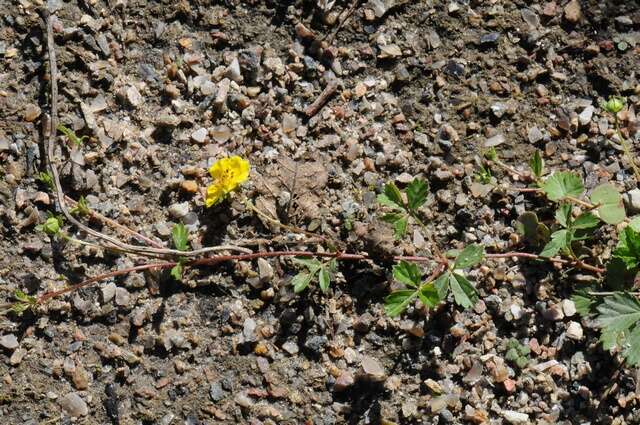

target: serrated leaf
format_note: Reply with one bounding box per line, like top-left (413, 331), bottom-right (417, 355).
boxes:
top-left (571, 290), bottom-right (597, 316)
top-left (555, 204), bottom-right (572, 228)
top-left (572, 212), bottom-right (600, 230)
top-left (529, 150), bottom-right (544, 178)
top-left (172, 223), bottom-right (188, 251)
top-left (596, 293), bottom-right (640, 336)
top-left (454, 244), bottom-right (485, 269)
top-left (418, 283), bottom-right (440, 308)
top-left (393, 216), bottom-right (408, 239)
top-left (293, 257), bottom-right (323, 270)
top-left (292, 272), bottom-right (314, 293)
top-left (449, 273), bottom-right (478, 308)
top-left (541, 171), bottom-right (584, 201)
top-left (623, 326), bottom-right (640, 366)
top-left (170, 263), bottom-right (183, 281)
top-left (381, 212), bottom-right (405, 224)
top-left (393, 261), bottom-right (422, 288)
top-left (540, 229), bottom-right (569, 257)
top-left (384, 290), bottom-right (417, 317)
top-left (434, 272), bottom-right (450, 299)
top-left (377, 194), bottom-right (403, 210)
top-left (613, 226), bottom-right (640, 269)
top-left (383, 182), bottom-right (404, 208)
top-left (406, 178), bottom-right (429, 212)
top-left (318, 267), bottom-right (330, 293)
top-left (590, 183), bottom-right (625, 225)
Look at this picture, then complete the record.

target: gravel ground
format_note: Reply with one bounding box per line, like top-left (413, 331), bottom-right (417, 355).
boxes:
top-left (1, 1), bottom-right (640, 424)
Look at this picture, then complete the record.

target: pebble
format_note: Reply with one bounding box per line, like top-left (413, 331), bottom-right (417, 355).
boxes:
top-left (543, 303), bottom-right (564, 321)
top-left (101, 282), bottom-right (116, 303)
top-left (168, 202), bottom-right (190, 218)
top-left (257, 258), bottom-right (274, 282)
top-left (623, 189), bottom-right (640, 215)
top-left (126, 86), bottom-right (143, 108)
top-left (562, 299), bottom-right (577, 317)
top-left (24, 104), bottom-right (41, 122)
top-left (358, 356), bottom-right (386, 383)
top-left (527, 126), bottom-right (544, 143)
top-left (566, 321), bottom-right (583, 340)
top-left (502, 410), bottom-right (529, 424)
top-left (59, 392), bottom-right (88, 417)
top-left (578, 105), bottom-right (594, 126)
top-left (0, 334), bottom-right (19, 350)
top-left (564, 0), bottom-right (581, 23)
top-left (191, 127), bottom-right (208, 143)
top-left (334, 371), bottom-right (354, 392)
top-left (210, 382), bottom-right (226, 401)
top-left (484, 133), bottom-right (505, 148)
top-left (114, 287), bottom-right (130, 306)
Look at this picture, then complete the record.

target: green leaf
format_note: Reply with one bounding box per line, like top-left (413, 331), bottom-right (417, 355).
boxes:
top-left (292, 272), bottom-right (314, 293)
top-left (293, 257), bottom-right (323, 270)
top-left (57, 124), bottom-right (88, 147)
top-left (529, 150), bottom-right (544, 178)
top-left (454, 244), bottom-right (485, 269)
top-left (515, 212), bottom-right (550, 247)
top-left (170, 263), bottom-right (183, 281)
top-left (590, 183), bottom-right (626, 225)
top-left (318, 267), bottom-right (330, 293)
top-left (406, 178), bottom-right (429, 212)
top-left (377, 194), bottom-right (402, 210)
top-left (434, 272), bottom-right (450, 299)
top-left (572, 212), bottom-right (600, 230)
top-left (540, 229), bottom-right (569, 257)
top-left (40, 216), bottom-right (61, 236)
top-left (384, 182), bottom-right (404, 209)
top-left (172, 223), bottom-right (189, 251)
top-left (381, 212), bottom-right (404, 224)
top-left (418, 283), bottom-right (440, 308)
top-left (596, 293), bottom-right (640, 337)
top-left (623, 326), bottom-right (640, 366)
top-left (393, 216), bottom-right (408, 239)
top-left (384, 290), bottom-right (417, 317)
top-left (541, 171), bottom-right (584, 201)
top-left (392, 261), bottom-right (422, 288)
top-left (449, 273), bottom-right (479, 308)
top-left (629, 216), bottom-right (640, 232)
top-left (571, 290), bottom-right (596, 316)
top-left (555, 204), bottom-right (572, 228)
top-left (613, 226), bottom-right (640, 269)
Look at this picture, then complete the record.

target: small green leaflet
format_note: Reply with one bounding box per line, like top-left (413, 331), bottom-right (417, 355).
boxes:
top-left (405, 178), bottom-right (429, 212)
top-left (595, 292), bottom-right (640, 365)
top-left (453, 244), bottom-right (485, 269)
top-left (515, 212), bottom-right (550, 247)
top-left (571, 212), bottom-right (599, 230)
top-left (378, 182), bottom-right (404, 209)
top-left (418, 283), bottom-right (440, 308)
top-left (541, 171), bottom-right (584, 201)
top-left (613, 226), bottom-right (640, 269)
top-left (291, 257), bottom-right (334, 293)
top-left (57, 124), bottom-right (89, 147)
top-left (384, 290), bottom-right (417, 317)
top-left (449, 273), bottom-right (479, 308)
top-left (529, 150), bottom-right (544, 179)
top-left (172, 223), bottom-right (189, 251)
top-left (170, 262), bottom-right (183, 281)
top-left (554, 204), bottom-right (572, 228)
top-left (590, 183), bottom-right (626, 225)
top-left (571, 289), bottom-right (596, 316)
top-left (540, 229), bottom-right (569, 257)
top-left (392, 261), bottom-right (422, 288)
top-left (292, 272), bottom-right (313, 293)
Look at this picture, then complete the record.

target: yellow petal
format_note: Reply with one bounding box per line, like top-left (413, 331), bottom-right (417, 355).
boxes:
top-left (208, 160), bottom-right (225, 180)
top-left (228, 156), bottom-right (250, 185)
top-left (205, 184), bottom-right (226, 207)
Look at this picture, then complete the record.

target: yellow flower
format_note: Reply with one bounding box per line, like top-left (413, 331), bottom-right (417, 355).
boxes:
top-left (205, 156), bottom-right (250, 207)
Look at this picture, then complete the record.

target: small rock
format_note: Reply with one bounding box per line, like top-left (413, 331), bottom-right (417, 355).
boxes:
top-left (59, 392), bottom-right (88, 417)
top-left (484, 134), bottom-right (505, 148)
top-left (282, 341), bottom-right (299, 355)
top-left (479, 33), bottom-right (500, 45)
top-left (527, 126), bottom-right (544, 143)
top-left (358, 356), bottom-right (386, 383)
top-left (402, 400), bottom-right (418, 418)
top-left (191, 127), bottom-right (208, 143)
top-left (564, 0), bottom-right (581, 23)
top-left (521, 8), bottom-right (540, 28)
top-left (114, 287), bottom-right (130, 306)
top-left (126, 86), bottom-right (143, 108)
top-left (0, 334), bottom-right (19, 350)
top-left (334, 371), bottom-right (354, 392)
top-left (101, 283), bottom-right (116, 303)
top-left (502, 410), bottom-right (529, 424)
top-left (257, 258), bottom-right (274, 282)
top-left (209, 382), bottom-right (226, 402)
top-left (562, 299), bottom-right (577, 317)
top-left (378, 44), bottom-right (402, 59)
top-left (566, 321), bottom-right (583, 340)
top-left (578, 105), bottom-right (594, 126)
top-left (155, 112), bottom-right (180, 127)
top-left (543, 303), bottom-right (564, 321)
top-left (24, 104), bottom-right (41, 122)
top-left (623, 189), bottom-right (640, 215)
top-left (168, 202), bottom-right (190, 219)
top-left (227, 58), bottom-right (242, 82)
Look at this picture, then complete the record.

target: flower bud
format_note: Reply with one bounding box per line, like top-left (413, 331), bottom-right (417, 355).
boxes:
top-left (603, 96), bottom-right (625, 114)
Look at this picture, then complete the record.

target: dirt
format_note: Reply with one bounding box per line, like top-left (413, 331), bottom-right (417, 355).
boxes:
top-left (1, 1), bottom-right (640, 424)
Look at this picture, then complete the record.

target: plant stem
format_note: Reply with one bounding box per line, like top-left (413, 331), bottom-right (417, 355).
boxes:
top-left (36, 248), bottom-right (606, 305)
top-left (614, 115), bottom-right (640, 183)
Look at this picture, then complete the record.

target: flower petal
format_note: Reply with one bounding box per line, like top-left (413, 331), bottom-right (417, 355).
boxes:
top-left (205, 184), bottom-right (226, 207)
